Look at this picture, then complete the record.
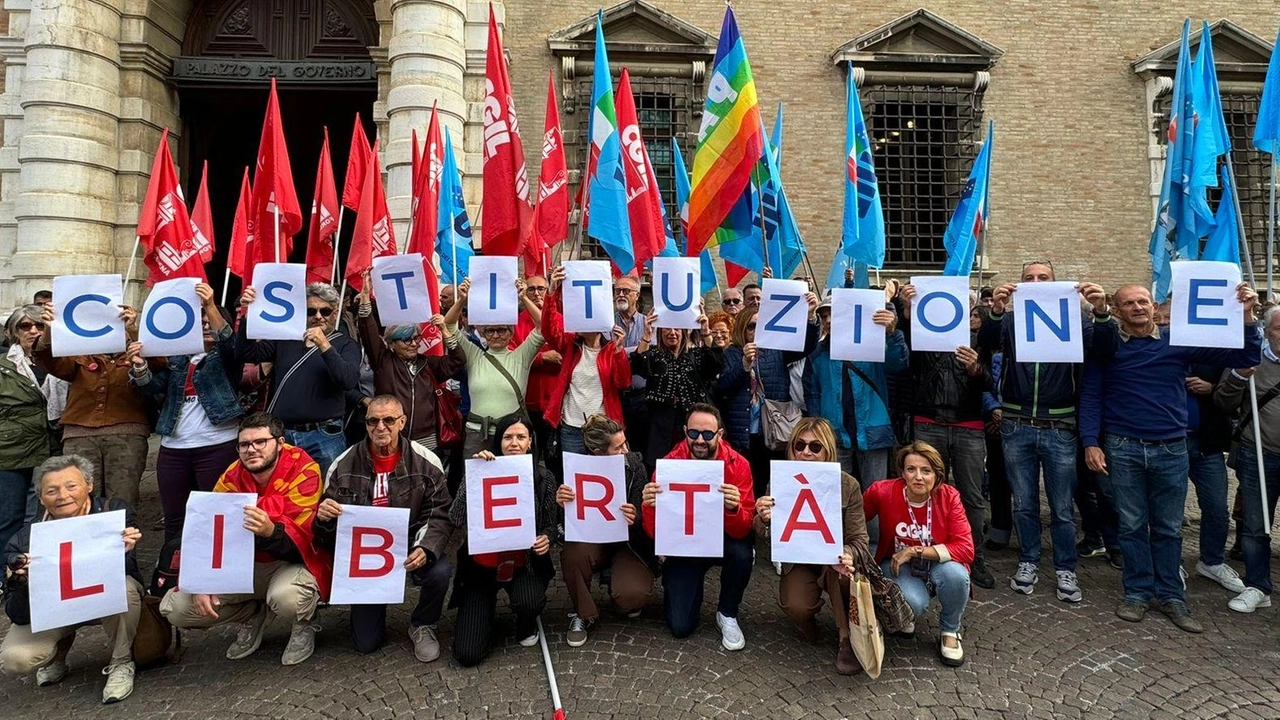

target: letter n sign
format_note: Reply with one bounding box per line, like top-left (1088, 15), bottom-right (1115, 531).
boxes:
top-left (1013, 281), bottom-right (1083, 363)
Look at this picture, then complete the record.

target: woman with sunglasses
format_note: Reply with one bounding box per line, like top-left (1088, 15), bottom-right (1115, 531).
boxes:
top-left (754, 418), bottom-right (869, 675)
top-left (863, 441), bottom-right (975, 666)
top-left (448, 413), bottom-right (558, 667)
top-left (0, 306), bottom-right (52, 556)
top-left (127, 282), bottom-right (244, 541)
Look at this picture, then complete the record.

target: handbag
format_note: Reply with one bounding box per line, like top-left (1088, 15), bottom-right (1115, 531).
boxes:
top-left (133, 595), bottom-right (181, 667)
top-left (852, 546), bottom-right (916, 635)
top-left (434, 378), bottom-right (464, 450)
top-left (762, 397), bottom-right (802, 451)
top-left (847, 573), bottom-right (885, 680)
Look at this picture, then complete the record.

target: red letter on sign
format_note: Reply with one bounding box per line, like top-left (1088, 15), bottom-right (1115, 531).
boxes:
top-left (781, 473), bottom-right (835, 544)
top-left (349, 527), bottom-right (395, 578)
top-left (668, 483), bottom-right (711, 536)
top-left (59, 542), bottom-right (105, 600)
top-left (573, 473), bottom-right (616, 522)
top-left (211, 514), bottom-right (225, 570)
top-left (483, 476), bottom-right (522, 529)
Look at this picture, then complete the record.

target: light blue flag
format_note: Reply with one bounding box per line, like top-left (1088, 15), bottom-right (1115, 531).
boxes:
top-left (1188, 22), bottom-right (1230, 238)
top-left (1202, 166), bottom-right (1240, 264)
top-left (942, 121), bottom-right (993, 277)
top-left (436, 128), bottom-right (474, 286)
top-left (1254, 26), bottom-right (1280, 155)
top-left (758, 116), bottom-right (805, 279)
top-left (715, 184), bottom-right (765, 278)
top-left (770, 103), bottom-right (784, 170)
top-left (586, 15), bottom-right (634, 273)
top-left (1150, 21), bottom-right (1201, 302)
top-left (672, 140), bottom-right (717, 295)
top-left (842, 69), bottom-right (886, 275)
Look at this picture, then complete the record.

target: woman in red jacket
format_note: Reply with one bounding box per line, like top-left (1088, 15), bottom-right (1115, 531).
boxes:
top-left (541, 266), bottom-right (632, 454)
top-left (863, 441), bottom-right (974, 667)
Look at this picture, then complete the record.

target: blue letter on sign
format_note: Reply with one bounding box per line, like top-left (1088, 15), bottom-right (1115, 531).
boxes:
top-left (1025, 297), bottom-right (1071, 342)
top-left (382, 271), bottom-right (415, 310)
top-left (144, 297), bottom-right (196, 340)
top-left (64, 294), bottom-right (112, 338)
top-left (853, 304), bottom-right (863, 344)
top-left (917, 292), bottom-right (963, 333)
top-left (487, 273), bottom-right (499, 309)
top-left (1188, 279), bottom-right (1228, 326)
top-left (660, 272), bottom-right (693, 312)
top-left (571, 279), bottom-right (603, 318)
top-left (764, 294), bottom-right (801, 334)
top-left (260, 281), bottom-right (295, 323)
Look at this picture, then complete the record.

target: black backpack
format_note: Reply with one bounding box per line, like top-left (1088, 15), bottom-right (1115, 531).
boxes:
top-left (149, 537), bottom-right (182, 597)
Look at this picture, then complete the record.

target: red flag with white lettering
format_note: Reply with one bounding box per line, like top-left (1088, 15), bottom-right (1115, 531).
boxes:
top-left (481, 6), bottom-right (531, 257)
top-left (228, 168), bottom-right (252, 280)
top-left (409, 105), bottom-right (446, 356)
top-left (343, 114), bottom-right (371, 211)
top-left (345, 140), bottom-right (396, 292)
top-left (614, 69), bottom-right (667, 272)
top-left (525, 71), bottom-right (568, 277)
top-left (137, 129), bottom-right (207, 286)
top-left (249, 78), bottom-right (303, 265)
top-left (189, 161), bottom-right (216, 264)
top-left (305, 129), bottom-right (340, 284)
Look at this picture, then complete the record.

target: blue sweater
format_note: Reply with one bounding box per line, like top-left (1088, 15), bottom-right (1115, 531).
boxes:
top-left (1080, 325), bottom-right (1261, 446)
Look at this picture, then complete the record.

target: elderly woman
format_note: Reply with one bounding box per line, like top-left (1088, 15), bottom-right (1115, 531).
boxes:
top-left (705, 311), bottom-right (733, 350)
top-left (0, 306), bottom-right (52, 554)
top-left (1, 455), bottom-right (144, 704)
top-left (629, 312), bottom-right (723, 468)
top-left (755, 418), bottom-right (869, 675)
top-left (862, 442), bottom-right (974, 667)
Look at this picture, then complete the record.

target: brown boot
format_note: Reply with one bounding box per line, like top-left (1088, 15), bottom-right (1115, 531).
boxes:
top-left (794, 617), bottom-right (820, 643)
top-left (835, 641), bottom-right (861, 676)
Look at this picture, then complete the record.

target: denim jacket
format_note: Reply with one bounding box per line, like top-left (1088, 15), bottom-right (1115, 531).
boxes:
top-left (130, 325), bottom-right (245, 437)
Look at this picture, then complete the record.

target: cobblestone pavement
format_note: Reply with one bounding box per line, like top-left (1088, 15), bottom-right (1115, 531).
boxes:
top-left (3, 467), bottom-right (1280, 719)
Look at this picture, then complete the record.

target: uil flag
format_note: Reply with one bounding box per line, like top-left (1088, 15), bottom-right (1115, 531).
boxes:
top-left (189, 161), bottom-right (215, 264)
top-left (1150, 21), bottom-right (1200, 302)
top-left (437, 129), bottom-right (475, 285)
top-left (838, 68), bottom-right (886, 288)
top-left (249, 78), bottom-right (303, 264)
top-left (346, 140), bottom-right (397, 292)
top-left (672, 139), bottom-right (717, 296)
top-left (585, 13), bottom-right (634, 273)
top-left (481, 6), bottom-right (531, 258)
top-left (756, 113), bottom-right (805, 280)
top-left (527, 72), bottom-right (569, 276)
top-left (408, 103), bottom-right (444, 264)
top-left (942, 121), bottom-right (993, 277)
top-left (1201, 166), bottom-right (1241, 264)
top-left (343, 114), bottom-right (371, 211)
top-left (228, 168), bottom-right (252, 280)
top-left (1254, 26), bottom-right (1280, 155)
top-left (137, 129), bottom-right (207, 285)
top-left (1188, 22), bottom-right (1230, 239)
top-left (615, 68), bottom-right (668, 273)
top-left (687, 6), bottom-right (764, 257)
top-left (305, 128), bottom-right (340, 284)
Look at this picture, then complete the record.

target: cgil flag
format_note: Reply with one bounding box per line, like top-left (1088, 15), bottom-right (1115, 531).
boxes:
top-left (672, 139), bottom-right (717, 296)
top-left (1150, 21), bottom-right (1201, 302)
top-left (343, 114), bottom-right (371, 211)
top-left (942, 121), bottom-right (993, 277)
top-left (408, 103), bottom-right (444, 265)
top-left (437, 129), bottom-right (475, 286)
top-left (585, 13), bottom-right (634, 273)
top-left (1255, 25), bottom-right (1280, 154)
top-left (481, 6), bottom-right (532, 258)
top-left (527, 72), bottom-right (569, 277)
top-left (137, 129), bottom-right (207, 285)
top-left (228, 168), bottom-right (252, 280)
top-left (615, 68), bottom-right (669, 274)
top-left (346, 140), bottom-right (397, 292)
top-left (249, 78), bottom-right (303, 265)
top-left (189, 161), bottom-right (215, 265)
top-left (305, 128), bottom-right (340, 284)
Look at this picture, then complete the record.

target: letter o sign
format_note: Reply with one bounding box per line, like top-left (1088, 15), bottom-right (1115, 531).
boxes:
top-left (917, 292), bottom-right (963, 333)
top-left (144, 297), bottom-right (196, 341)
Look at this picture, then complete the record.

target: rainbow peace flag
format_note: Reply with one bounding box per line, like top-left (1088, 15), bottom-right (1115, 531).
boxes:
top-left (686, 6), bottom-right (763, 258)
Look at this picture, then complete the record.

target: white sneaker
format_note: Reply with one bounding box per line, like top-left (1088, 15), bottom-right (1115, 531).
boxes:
top-left (716, 612), bottom-right (745, 651)
top-left (101, 661), bottom-right (135, 704)
top-left (226, 604), bottom-right (273, 661)
top-left (281, 622), bottom-right (320, 666)
top-left (773, 561), bottom-right (783, 576)
top-left (1196, 561), bottom-right (1246, 594)
top-left (35, 660), bottom-right (68, 687)
top-left (1228, 587), bottom-right (1272, 613)
top-left (518, 632), bottom-right (540, 647)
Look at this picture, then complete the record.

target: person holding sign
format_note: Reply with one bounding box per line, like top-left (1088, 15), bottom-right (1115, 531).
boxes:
top-left (1082, 283), bottom-right (1261, 633)
top-left (641, 404), bottom-right (756, 650)
top-left (160, 413), bottom-right (331, 666)
top-left (754, 419), bottom-right (869, 675)
top-left (1, 455), bottom-right (144, 704)
top-left (0, 306), bottom-right (52, 558)
top-left (314, 395), bottom-right (454, 661)
top-left (236, 283), bottom-right (362, 478)
top-left (447, 414), bottom-right (557, 667)
top-left (630, 313), bottom-right (724, 470)
top-left (126, 282), bottom-right (244, 541)
top-left (33, 302), bottom-right (155, 509)
top-left (541, 266), bottom-right (632, 455)
top-left (556, 415), bottom-right (657, 648)
top-left (862, 442), bottom-right (974, 667)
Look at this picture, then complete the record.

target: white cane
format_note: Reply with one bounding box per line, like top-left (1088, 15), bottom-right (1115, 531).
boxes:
top-left (535, 617), bottom-right (566, 720)
top-left (1249, 375), bottom-right (1272, 535)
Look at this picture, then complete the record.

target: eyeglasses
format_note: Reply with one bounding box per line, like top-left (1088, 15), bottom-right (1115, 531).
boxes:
top-left (792, 440), bottom-right (824, 454)
top-left (306, 307), bottom-right (335, 318)
top-left (236, 437), bottom-right (276, 452)
top-left (722, 298), bottom-right (742, 306)
top-left (614, 288), bottom-right (638, 296)
top-left (526, 286), bottom-right (548, 294)
top-left (482, 327), bottom-right (510, 334)
top-left (16, 321), bottom-right (45, 331)
top-left (685, 429), bottom-right (717, 441)
top-left (365, 415), bottom-right (404, 428)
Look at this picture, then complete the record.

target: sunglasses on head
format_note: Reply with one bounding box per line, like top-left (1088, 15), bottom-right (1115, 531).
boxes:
top-left (16, 321), bottom-right (45, 331)
top-left (306, 307), bottom-right (335, 318)
top-left (365, 415), bottom-right (403, 428)
top-left (686, 429), bottom-right (717, 441)
top-left (792, 440), bottom-right (824, 454)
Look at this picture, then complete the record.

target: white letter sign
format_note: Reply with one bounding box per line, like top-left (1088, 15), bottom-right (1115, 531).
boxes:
top-left (330, 504), bottom-right (410, 605)
top-left (562, 261), bottom-right (614, 333)
top-left (653, 257), bottom-right (701, 329)
top-left (28, 510), bottom-right (128, 632)
top-left (910, 276), bottom-right (971, 352)
top-left (468, 255), bottom-right (519, 326)
top-left (1013, 281), bottom-right (1083, 363)
top-left (465, 454), bottom-right (536, 554)
top-left (139, 277), bottom-right (205, 357)
top-left (1171, 261), bottom-right (1244, 349)
top-left (755, 279), bottom-right (810, 352)
top-left (830, 288), bottom-right (887, 362)
top-left (563, 452), bottom-right (628, 544)
top-left (52, 274), bottom-right (126, 357)
top-left (654, 459), bottom-right (724, 558)
top-left (247, 263), bottom-right (307, 340)
top-left (179, 491), bottom-right (257, 594)
top-left (770, 461), bottom-right (842, 565)
top-left (372, 253), bottom-right (433, 326)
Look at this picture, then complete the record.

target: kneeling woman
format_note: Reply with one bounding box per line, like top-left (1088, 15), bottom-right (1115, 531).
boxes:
top-left (862, 442), bottom-right (974, 666)
top-left (448, 414), bottom-right (557, 667)
top-left (556, 414), bottom-right (658, 647)
top-left (755, 419), bottom-right (869, 675)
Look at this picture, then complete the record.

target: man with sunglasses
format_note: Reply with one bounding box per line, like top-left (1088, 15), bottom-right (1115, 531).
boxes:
top-left (238, 282), bottom-right (362, 478)
top-left (721, 288), bottom-right (744, 316)
top-left (315, 395), bottom-right (454, 661)
top-left (614, 275), bottom-right (650, 458)
top-left (641, 403), bottom-right (756, 650)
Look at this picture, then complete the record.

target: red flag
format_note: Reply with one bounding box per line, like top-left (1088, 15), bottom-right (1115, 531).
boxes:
top-left (408, 104), bottom-right (444, 258)
top-left (411, 128), bottom-right (423, 216)
top-left (228, 168), bottom-right (252, 279)
top-left (305, 129), bottom-right (340, 284)
top-left (136, 129), bottom-right (207, 285)
top-left (726, 261), bottom-right (751, 287)
top-left (249, 78), bottom-right (302, 264)
top-left (614, 69), bottom-right (667, 272)
top-left (481, 6), bottom-right (531, 257)
top-left (345, 140), bottom-right (396, 292)
top-left (524, 72), bottom-right (568, 277)
top-left (343, 114), bottom-right (371, 211)
top-left (189, 161), bottom-right (215, 264)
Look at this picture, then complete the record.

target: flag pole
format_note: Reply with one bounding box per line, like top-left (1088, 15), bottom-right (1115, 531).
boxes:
top-left (122, 235), bottom-right (142, 289)
top-left (332, 206), bottom-right (345, 284)
top-left (274, 207), bottom-right (282, 263)
top-left (220, 267), bottom-right (233, 307)
top-left (1267, 155), bottom-right (1277, 298)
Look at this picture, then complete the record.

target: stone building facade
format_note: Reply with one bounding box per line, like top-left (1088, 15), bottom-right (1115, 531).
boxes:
top-left (0, 0), bottom-right (1275, 307)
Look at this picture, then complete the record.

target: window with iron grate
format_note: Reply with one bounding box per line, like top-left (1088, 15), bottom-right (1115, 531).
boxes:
top-left (862, 84), bottom-right (986, 269)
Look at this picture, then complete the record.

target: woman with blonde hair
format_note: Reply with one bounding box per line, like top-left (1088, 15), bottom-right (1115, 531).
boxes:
top-left (754, 417), bottom-right (869, 675)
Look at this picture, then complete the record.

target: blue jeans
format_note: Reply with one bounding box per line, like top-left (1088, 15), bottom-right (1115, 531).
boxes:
top-left (1233, 447), bottom-right (1280, 594)
top-left (880, 559), bottom-right (970, 634)
top-left (1001, 420), bottom-right (1079, 570)
top-left (560, 425), bottom-right (586, 455)
top-left (662, 534), bottom-right (755, 638)
top-left (285, 422), bottom-right (348, 479)
top-left (1099, 435), bottom-right (1189, 603)
top-left (1186, 435), bottom-right (1229, 566)
top-left (0, 468), bottom-right (32, 557)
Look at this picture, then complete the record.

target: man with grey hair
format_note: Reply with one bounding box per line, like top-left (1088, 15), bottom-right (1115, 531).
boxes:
top-left (237, 282), bottom-right (362, 476)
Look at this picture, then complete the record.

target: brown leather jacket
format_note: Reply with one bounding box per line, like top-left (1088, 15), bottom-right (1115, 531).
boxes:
top-left (32, 333), bottom-right (159, 430)
top-left (358, 313), bottom-right (465, 442)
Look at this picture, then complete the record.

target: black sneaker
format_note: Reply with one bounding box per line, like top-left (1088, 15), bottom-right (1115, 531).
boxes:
top-left (1115, 599), bottom-right (1148, 622)
top-left (984, 537), bottom-right (1009, 552)
top-left (1076, 537), bottom-right (1106, 558)
top-left (1158, 600), bottom-right (1204, 634)
top-left (1107, 548), bottom-right (1124, 570)
top-left (970, 561), bottom-right (995, 589)
top-left (1229, 541), bottom-right (1245, 562)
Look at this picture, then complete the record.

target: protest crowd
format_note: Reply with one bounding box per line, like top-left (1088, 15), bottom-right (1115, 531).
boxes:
top-left (0, 7), bottom-right (1278, 714)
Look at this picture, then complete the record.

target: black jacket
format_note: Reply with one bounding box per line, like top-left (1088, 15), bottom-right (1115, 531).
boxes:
top-left (235, 323), bottom-right (362, 425)
top-left (1189, 362), bottom-right (1232, 454)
